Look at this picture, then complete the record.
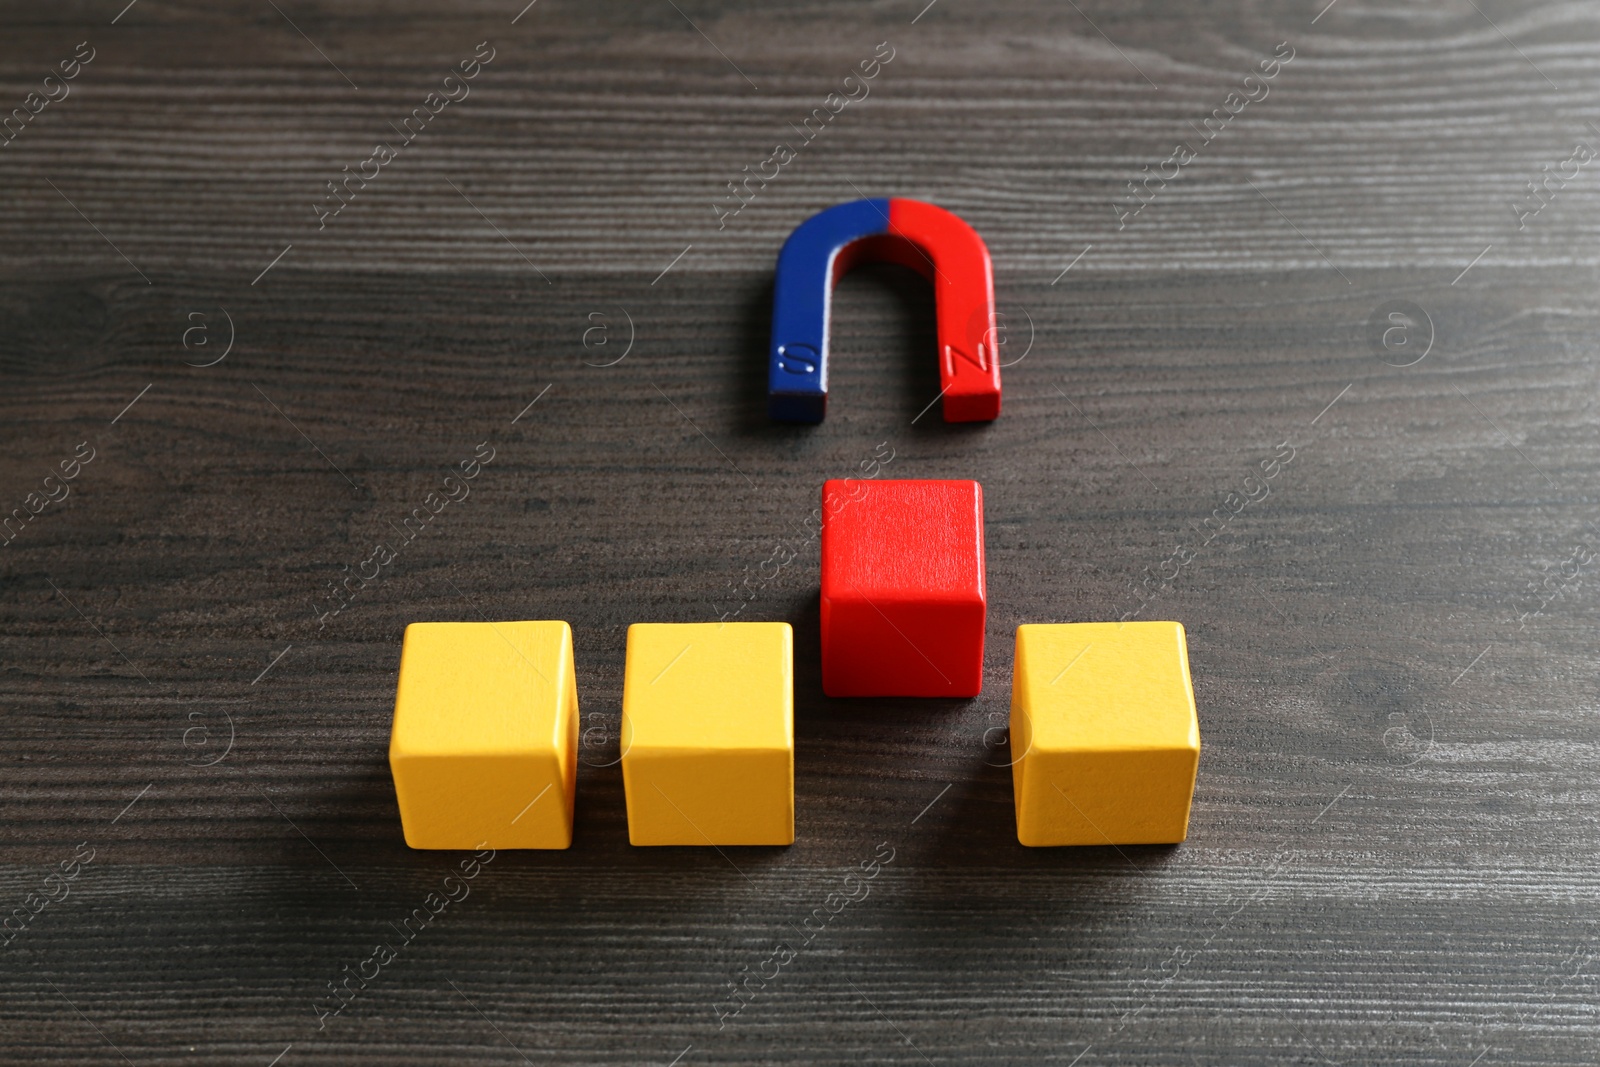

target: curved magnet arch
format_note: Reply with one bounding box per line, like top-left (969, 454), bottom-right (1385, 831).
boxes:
top-left (767, 198), bottom-right (1002, 423)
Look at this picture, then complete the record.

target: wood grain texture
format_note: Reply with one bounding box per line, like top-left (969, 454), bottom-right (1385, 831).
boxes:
top-left (2, 1), bottom-right (1599, 1064)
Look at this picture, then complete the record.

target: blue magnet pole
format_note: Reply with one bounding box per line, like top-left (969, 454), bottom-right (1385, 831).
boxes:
top-left (767, 199), bottom-right (891, 423)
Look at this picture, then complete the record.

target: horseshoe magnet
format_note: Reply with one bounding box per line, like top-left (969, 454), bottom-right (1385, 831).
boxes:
top-left (767, 198), bottom-right (1003, 424)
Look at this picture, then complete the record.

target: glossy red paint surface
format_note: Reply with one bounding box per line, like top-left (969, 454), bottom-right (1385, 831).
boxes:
top-left (820, 478), bottom-right (986, 697)
top-left (887, 198), bottom-right (1002, 422)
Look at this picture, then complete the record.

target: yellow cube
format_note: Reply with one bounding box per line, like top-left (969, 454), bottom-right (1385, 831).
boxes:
top-left (1010, 622), bottom-right (1200, 847)
top-left (621, 622), bottom-right (794, 846)
top-left (389, 621), bottom-right (578, 850)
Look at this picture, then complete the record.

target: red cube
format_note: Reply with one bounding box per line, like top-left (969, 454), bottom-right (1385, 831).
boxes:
top-left (820, 479), bottom-right (986, 697)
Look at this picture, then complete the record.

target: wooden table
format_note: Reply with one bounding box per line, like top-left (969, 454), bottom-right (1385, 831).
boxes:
top-left (2, 1), bottom-right (1595, 1063)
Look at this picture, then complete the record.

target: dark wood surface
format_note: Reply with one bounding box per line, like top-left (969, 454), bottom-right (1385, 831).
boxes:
top-left (3, 1), bottom-right (1598, 1063)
